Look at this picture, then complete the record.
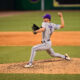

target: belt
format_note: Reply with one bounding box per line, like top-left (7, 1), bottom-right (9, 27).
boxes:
top-left (41, 39), bottom-right (50, 43)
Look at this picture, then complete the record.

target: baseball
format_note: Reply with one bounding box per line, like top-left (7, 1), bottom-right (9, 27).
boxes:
top-left (58, 12), bottom-right (60, 15)
top-left (58, 12), bottom-right (63, 17)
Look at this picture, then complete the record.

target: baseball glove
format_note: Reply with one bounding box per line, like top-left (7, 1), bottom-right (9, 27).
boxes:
top-left (32, 24), bottom-right (40, 34)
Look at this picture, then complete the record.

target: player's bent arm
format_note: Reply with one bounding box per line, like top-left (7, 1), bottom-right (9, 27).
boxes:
top-left (58, 12), bottom-right (64, 28)
top-left (60, 16), bottom-right (64, 28)
top-left (35, 27), bottom-right (45, 33)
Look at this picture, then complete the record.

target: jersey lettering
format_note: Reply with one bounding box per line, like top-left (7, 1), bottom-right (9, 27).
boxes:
top-left (48, 25), bottom-right (52, 35)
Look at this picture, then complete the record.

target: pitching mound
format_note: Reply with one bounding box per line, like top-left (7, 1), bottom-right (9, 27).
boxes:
top-left (0, 58), bottom-right (80, 74)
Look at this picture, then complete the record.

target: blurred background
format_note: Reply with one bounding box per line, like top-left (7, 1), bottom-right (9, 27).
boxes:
top-left (0, 0), bottom-right (80, 11)
top-left (0, 0), bottom-right (80, 31)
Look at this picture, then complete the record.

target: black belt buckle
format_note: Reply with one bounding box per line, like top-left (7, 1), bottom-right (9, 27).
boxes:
top-left (41, 41), bottom-right (45, 43)
top-left (47, 39), bottom-right (50, 41)
top-left (41, 39), bottom-right (50, 43)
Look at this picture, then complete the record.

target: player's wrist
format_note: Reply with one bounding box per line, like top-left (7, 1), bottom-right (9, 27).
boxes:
top-left (60, 15), bottom-right (63, 18)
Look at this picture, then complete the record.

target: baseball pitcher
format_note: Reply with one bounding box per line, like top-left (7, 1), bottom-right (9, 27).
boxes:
top-left (24, 12), bottom-right (70, 68)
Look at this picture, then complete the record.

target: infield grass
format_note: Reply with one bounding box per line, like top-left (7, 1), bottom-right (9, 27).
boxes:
top-left (0, 11), bottom-right (80, 31)
top-left (0, 46), bottom-right (80, 64)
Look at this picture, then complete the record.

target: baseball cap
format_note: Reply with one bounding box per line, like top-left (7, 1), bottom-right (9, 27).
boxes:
top-left (43, 14), bottom-right (51, 20)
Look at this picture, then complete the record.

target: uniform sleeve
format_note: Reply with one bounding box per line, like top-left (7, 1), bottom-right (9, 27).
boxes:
top-left (53, 24), bottom-right (61, 30)
top-left (42, 22), bottom-right (46, 28)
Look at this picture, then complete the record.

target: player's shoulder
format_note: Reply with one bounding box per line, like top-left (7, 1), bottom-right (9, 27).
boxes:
top-left (42, 22), bottom-right (47, 28)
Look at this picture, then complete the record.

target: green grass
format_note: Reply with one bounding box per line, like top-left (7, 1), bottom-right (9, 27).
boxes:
top-left (0, 11), bottom-right (80, 31)
top-left (0, 46), bottom-right (80, 64)
top-left (0, 74), bottom-right (80, 80)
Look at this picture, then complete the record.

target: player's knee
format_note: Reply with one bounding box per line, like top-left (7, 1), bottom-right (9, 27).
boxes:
top-left (32, 46), bottom-right (37, 51)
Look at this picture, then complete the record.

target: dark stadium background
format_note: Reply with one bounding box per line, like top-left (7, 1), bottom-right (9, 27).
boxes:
top-left (0, 0), bottom-right (80, 11)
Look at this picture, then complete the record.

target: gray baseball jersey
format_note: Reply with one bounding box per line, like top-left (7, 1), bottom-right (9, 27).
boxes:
top-left (42, 22), bottom-right (60, 42)
top-left (29, 22), bottom-right (65, 64)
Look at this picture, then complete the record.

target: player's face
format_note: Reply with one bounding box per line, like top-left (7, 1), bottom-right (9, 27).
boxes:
top-left (43, 18), bottom-right (50, 22)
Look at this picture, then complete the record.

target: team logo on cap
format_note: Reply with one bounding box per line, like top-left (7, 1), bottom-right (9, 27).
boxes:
top-left (29, 0), bottom-right (40, 3)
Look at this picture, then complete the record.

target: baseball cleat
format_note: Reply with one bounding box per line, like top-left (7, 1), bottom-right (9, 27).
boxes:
top-left (24, 63), bottom-right (33, 68)
top-left (65, 53), bottom-right (70, 61)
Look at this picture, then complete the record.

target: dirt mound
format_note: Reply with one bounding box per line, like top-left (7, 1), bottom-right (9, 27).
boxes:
top-left (0, 58), bottom-right (80, 74)
top-left (0, 31), bottom-right (80, 46)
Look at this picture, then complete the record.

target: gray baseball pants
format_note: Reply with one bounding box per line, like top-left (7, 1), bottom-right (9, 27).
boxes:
top-left (29, 41), bottom-right (65, 63)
